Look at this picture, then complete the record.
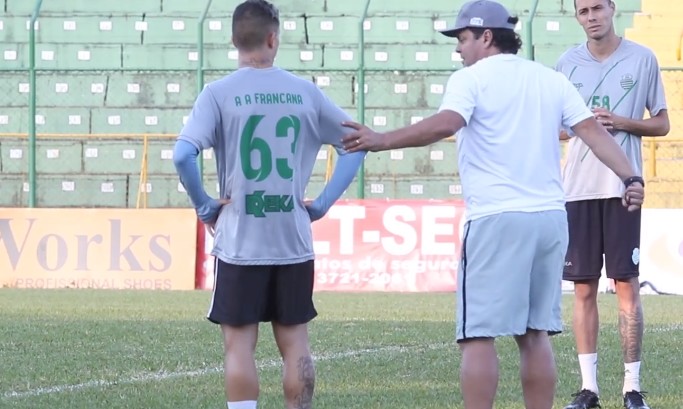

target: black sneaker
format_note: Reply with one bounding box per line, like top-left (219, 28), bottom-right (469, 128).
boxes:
top-left (564, 389), bottom-right (601, 409)
top-left (624, 391), bottom-right (650, 409)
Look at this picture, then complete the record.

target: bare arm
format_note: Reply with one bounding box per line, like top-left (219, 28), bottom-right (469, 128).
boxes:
top-left (382, 110), bottom-right (465, 150)
top-left (571, 117), bottom-right (638, 181)
top-left (340, 110), bottom-right (465, 152)
top-left (614, 109), bottom-right (670, 137)
top-left (595, 108), bottom-right (670, 137)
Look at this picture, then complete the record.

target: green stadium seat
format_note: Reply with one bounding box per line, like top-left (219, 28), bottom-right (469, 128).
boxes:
top-left (533, 44), bottom-right (567, 67)
top-left (30, 108), bottom-right (92, 134)
top-left (365, 16), bottom-right (456, 45)
top-left (307, 71), bottom-right (355, 107)
top-left (614, 0), bottom-right (644, 12)
top-left (0, 72), bottom-right (29, 108)
top-left (36, 174), bottom-right (129, 207)
top-left (306, 16), bottom-right (358, 44)
top-left (0, 173), bottom-right (25, 207)
top-left (200, 148), bottom-right (218, 179)
top-left (7, 15), bottom-right (143, 44)
top-left (1, 42), bottom-right (24, 69)
top-left (532, 16), bottom-right (586, 46)
top-left (0, 108), bottom-right (28, 135)
top-left (128, 174), bottom-right (192, 208)
top-left (104, 72), bottom-right (197, 108)
top-left (329, 0), bottom-right (455, 15)
top-left (4, 43), bottom-right (123, 69)
top-left (310, 146), bottom-right (336, 178)
top-left (0, 15), bottom-right (31, 43)
top-left (143, 15), bottom-right (224, 45)
top-left (159, 0), bottom-right (208, 14)
top-left (304, 175), bottom-right (360, 200)
top-left (6, 0), bottom-right (161, 14)
top-left (375, 44), bottom-right (460, 70)
top-left (362, 175), bottom-right (397, 199)
top-left (82, 139), bottom-right (143, 174)
top-left (0, 138), bottom-right (27, 173)
top-left (139, 14), bottom-right (307, 45)
top-left (144, 139), bottom-right (180, 174)
top-left (362, 72), bottom-right (452, 109)
top-left (90, 108), bottom-right (188, 135)
top-left (364, 141), bottom-right (457, 177)
top-left (393, 175), bottom-right (462, 199)
top-left (160, 0), bottom-right (325, 14)
top-left (124, 43), bottom-right (323, 70)
top-left (33, 72), bottom-right (108, 108)
top-left (35, 140), bottom-right (83, 173)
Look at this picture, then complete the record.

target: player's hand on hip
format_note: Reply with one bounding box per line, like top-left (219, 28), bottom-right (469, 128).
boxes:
top-left (622, 183), bottom-right (644, 212)
top-left (304, 199), bottom-right (325, 222)
top-left (198, 198), bottom-right (231, 236)
top-left (341, 121), bottom-right (385, 152)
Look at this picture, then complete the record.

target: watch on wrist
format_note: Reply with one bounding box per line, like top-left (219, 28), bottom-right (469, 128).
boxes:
top-left (623, 176), bottom-right (645, 188)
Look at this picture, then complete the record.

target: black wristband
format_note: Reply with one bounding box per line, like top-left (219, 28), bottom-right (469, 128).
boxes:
top-left (623, 176), bottom-right (645, 188)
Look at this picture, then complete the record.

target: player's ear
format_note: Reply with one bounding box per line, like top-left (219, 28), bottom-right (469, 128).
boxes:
top-left (483, 29), bottom-right (494, 47)
top-left (266, 30), bottom-right (278, 49)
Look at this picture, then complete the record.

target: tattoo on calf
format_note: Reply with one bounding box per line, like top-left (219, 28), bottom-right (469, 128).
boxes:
top-left (294, 356), bottom-right (315, 409)
top-left (619, 305), bottom-right (644, 363)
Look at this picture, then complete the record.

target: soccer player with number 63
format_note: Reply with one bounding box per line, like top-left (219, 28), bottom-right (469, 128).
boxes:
top-left (172, 1), bottom-right (366, 409)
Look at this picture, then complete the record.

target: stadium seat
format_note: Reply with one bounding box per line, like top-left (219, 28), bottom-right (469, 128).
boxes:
top-left (128, 174), bottom-right (193, 208)
top-left (35, 174), bottom-right (129, 207)
top-left (5, 0), bottom-right (162, 14)
top-left (0, 174), bottom-right (25, 207)
top-left (34, 140), bottom-right (83, 174)
top-left (0, 138), bottom-right (28, 173)
top-left (0, 108), bottom-right (28, 134)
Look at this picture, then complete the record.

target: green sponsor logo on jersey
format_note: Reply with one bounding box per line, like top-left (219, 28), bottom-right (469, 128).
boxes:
top-left (246, 191), bottom-right (294, 218)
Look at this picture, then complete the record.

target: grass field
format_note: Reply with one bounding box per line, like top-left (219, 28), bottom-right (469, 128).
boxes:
top-left (1, 290), bottom-right (682, 409)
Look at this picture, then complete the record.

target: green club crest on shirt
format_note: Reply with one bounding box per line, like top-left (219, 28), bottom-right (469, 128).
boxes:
top-left (620, 74), bottom-right (635, 91)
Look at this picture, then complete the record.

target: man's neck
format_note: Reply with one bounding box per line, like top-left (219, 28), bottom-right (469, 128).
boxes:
top-left (586, 32), bottom-right (622, 62)
top-left (238, 52), bottom-right (274, 69)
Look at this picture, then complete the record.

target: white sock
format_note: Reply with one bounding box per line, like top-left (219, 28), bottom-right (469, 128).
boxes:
top-left (623, 361), bottom-right (641, 394)
top-left (227, 401), bottom-right (257, 409)
top-left (578, 353), bottom-right (599, 394)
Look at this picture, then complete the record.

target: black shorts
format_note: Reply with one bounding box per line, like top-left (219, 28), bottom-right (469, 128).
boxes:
top-left (207, 259), bottom-right (317, 326)
top-left (563, 198), bottom-right (641, 282)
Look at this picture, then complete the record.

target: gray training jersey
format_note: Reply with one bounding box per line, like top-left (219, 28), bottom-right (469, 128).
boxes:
top-left (556, 39), bottom-right (667, 201)
top-left (178, 67), bottom-right (352, 265)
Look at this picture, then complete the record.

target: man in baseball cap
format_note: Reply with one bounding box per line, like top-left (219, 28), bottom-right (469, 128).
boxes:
top-left (439, 0), bottom-right (518, 38)
top-left (339, 0), bottom-right (645, 408)
top-left (437, 0), bottom-right (521, 67)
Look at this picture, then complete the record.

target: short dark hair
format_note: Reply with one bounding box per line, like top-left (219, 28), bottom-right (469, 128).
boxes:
top-left (574, 0), bottom-right (613, 9)
top-left (232, 0), bottom-right (280, 51)
top-left (469, 26), bottom-right (523, 55)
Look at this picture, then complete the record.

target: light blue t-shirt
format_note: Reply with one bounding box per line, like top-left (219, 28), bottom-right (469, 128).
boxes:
top-left (178, 67), bottom-right (352, 265)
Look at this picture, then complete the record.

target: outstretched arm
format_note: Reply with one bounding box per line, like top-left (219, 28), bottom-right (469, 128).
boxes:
top-left (340, 110), bottom-right (464, 152)
top-left (571, 117), bottom-right (644, 211)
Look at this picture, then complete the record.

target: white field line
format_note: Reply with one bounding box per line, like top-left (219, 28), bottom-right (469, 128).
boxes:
top-left (2, 342), bottom-right (450, 400)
